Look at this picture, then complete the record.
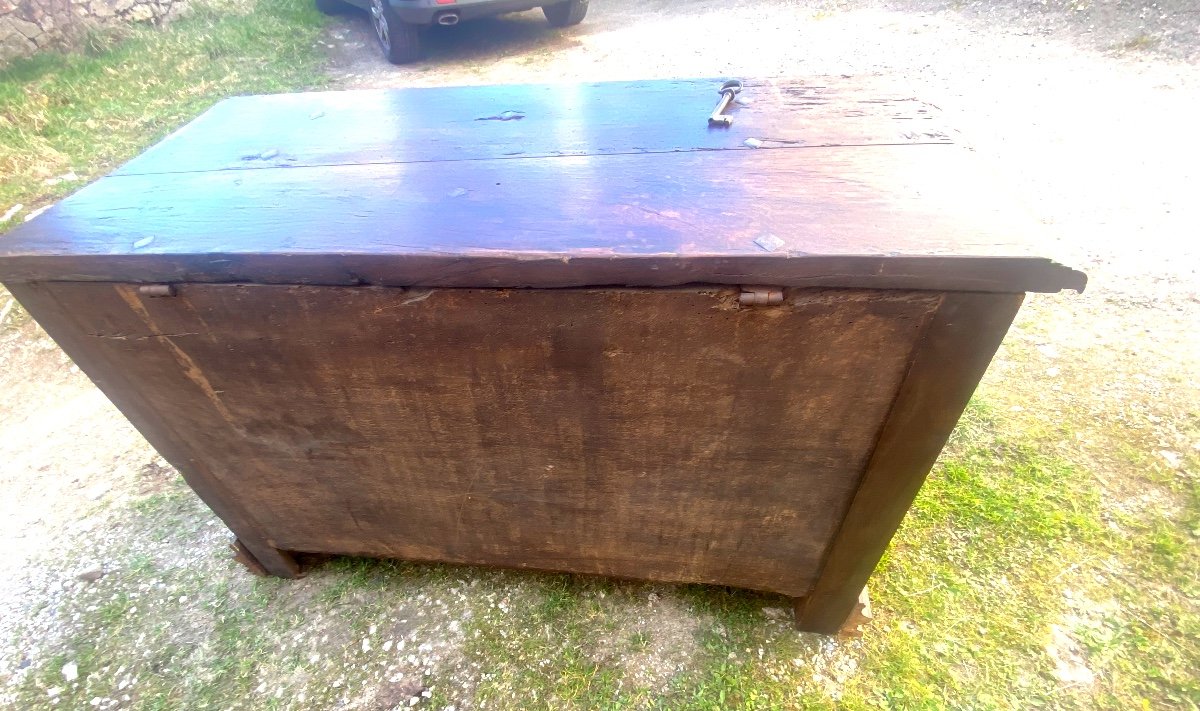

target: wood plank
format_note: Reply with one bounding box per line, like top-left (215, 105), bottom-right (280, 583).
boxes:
top-left (22, 282), bottom-right (943, 597)
top-left (112, 78), bottom-right (952, 176)
top-left (794, 291), bottom-right (1024, 633)
top-left (0, 145), bottom-right (1085, 293)
top-left (5, 282), bottom-right (302, 579)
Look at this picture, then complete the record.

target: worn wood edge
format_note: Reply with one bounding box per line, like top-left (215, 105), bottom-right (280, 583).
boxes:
top-left (793, 291), bottom-right (1026, 635)
top-left (3, 281), bottom-right (302, 579)
top-left (264, 539), bottom-right (816, 597)
top-left (230, 540), bottom-right (270, 577)
top-left (143, 76), bottom-right (922, 112)
top-left (0, 255), bottom-right (1087, 294)
top-left (111, 76), bottom-right (951, 176)
top-left (838, 588), bottom-right (874, 638)
top-left (792, 588), bottom-right (873, 637)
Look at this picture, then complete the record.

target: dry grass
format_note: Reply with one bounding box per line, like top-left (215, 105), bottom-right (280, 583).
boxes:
top-left (1, 1), bottom-right (1198, 708)
top-left (0, 0), bottom-right (328, 227)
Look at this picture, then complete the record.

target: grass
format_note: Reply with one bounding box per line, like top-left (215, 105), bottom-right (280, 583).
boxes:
top-left (1116, 33), bottom-right (1160, 52)
top-left (0, 0), bottom-right (329, 226)
top-left (4, 333), bottom-right (1197, 707)
top-left (2, 6), bottom-right (1198, 709)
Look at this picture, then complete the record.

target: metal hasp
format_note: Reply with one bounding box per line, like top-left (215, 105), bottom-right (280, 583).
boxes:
top-left (708, 79), bottom-right (743, 127)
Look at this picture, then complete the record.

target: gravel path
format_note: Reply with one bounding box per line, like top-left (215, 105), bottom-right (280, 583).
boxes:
top-left (2, 0), bottom-right (1198, 707)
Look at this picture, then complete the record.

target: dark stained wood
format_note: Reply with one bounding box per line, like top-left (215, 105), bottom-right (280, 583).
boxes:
top-left (14, 282), bottom-right (942, 598)
top-left (0, 145), bottom-right (1085, 293)
top-left (0, 79), bottom-right (1085, 634)
top-left (794, 291), bottom-right (1025, 633)
top-left (6, 282), bottom-right (303, 580)
top-left (112, 78), bottom-right (952, 177)
top-left (231, 539), bottom-right (270, 577)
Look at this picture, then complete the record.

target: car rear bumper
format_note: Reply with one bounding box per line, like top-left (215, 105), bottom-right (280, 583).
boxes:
top-left (388, 0), bottom-right (545, 24)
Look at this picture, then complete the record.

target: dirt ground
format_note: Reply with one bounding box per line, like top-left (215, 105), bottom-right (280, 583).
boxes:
top-left (1, 0), bottom-right (1198, 707)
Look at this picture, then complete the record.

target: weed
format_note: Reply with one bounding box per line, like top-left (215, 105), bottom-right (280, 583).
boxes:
top-left (0, 0), bottom-right (328, 227)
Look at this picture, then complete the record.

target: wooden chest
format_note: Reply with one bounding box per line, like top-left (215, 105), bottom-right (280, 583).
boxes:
top-left (0, 79), bottom-right (1084, 634)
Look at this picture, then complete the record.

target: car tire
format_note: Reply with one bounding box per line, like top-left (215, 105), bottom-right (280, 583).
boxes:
top-left (543, 0), bottom-right (587, 27)
top-left (314, 0), bottom-right (350, 15)
top-left (369, 0), bottom-right (422, 64)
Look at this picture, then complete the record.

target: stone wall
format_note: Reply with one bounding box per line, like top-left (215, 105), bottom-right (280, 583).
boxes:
top-left (0, 0), bottom-right (187, 61)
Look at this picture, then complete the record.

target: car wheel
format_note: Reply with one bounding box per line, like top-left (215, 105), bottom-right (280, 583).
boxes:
top-left (369, 0), bottom-right (422, 64)
top-left (542, 0), bottom-right (587, 27)
top-left (314, 0), bottom-right (350, 15)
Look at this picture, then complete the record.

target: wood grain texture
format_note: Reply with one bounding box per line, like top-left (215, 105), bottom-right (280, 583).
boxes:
top-left (794, 291), bottom-right (1024, 633)
top-left (18, 282), bottom-right (943, 597)
top-left (0, 78), bottom-right (1084, 633)
top-left (111, 78), bottom-right (953, 176)
top-left (0, 144), bottom-right (1085, 292)
top-left (6, 282), bottom-right (302, 578)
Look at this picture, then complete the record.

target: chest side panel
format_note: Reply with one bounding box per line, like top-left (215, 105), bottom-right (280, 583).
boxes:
top-left (28, 283), bottom-right (940, 596)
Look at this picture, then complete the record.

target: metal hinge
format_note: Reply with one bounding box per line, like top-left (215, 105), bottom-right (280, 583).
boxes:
top-left (137, 284), bottom-right (177, 297)
top-left (738, 286), bottom-right (784, 306)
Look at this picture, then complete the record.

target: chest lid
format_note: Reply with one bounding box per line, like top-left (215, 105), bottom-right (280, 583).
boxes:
top-left (0, 78), bottom-right (1084, 293)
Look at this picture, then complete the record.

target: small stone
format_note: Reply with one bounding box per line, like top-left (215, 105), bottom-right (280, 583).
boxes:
top-left (61, 662), bottom-right (79, 682)
top-left (1159, 450), bottom-right (1181, 468)
top-left (46, 687), bottom-right (63, 698)
top-left (409, 697), bottom-right (420, 707)
top-left (383, 640), bottom-right (393, 652)
top-left (89, 698), bottom-right (101, 707)
top-left (76, 564), bottom-right (104, 582)
top-left (743, 137), bottom-right (763, 148)
top-left (362, 638), bottom-right (371, 653)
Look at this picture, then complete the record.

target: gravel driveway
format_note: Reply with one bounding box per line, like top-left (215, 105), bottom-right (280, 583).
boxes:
top-left (2, 0), bottom-right (1197, 707)
top-left (316, 0), bottom-right (1200, 476)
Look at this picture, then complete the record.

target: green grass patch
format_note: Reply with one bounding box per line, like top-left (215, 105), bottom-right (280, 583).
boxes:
top-left (0, 0), bottom-right (328, 224)
top-left (451, 400), bottom-right (1199, 710)
top-left (9, 400), bottom-right (1198, 710)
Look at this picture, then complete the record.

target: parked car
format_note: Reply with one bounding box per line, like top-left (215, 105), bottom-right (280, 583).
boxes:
top-left (317, 0), bottom-right (587, 64)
